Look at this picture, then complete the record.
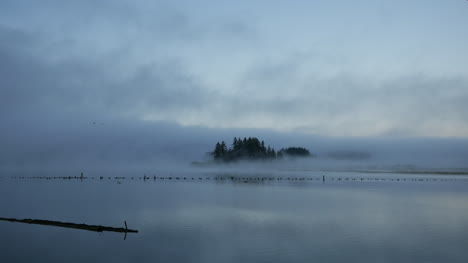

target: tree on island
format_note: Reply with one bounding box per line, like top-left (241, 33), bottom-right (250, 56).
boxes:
top-left (210, 137), bottom-right (311, 162)
top-left (277, 147), bottom-right (311, 157)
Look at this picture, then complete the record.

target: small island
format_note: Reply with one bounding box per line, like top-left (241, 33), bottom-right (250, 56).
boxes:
top-left (211, 137), bottom-right (312, 162)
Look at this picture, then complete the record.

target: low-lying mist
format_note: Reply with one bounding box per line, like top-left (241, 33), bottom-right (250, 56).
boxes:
top-left (1, 116), bottom-right (468, 177)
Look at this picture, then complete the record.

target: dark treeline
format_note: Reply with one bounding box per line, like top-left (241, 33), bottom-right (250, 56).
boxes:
top-left (211, 137), bottom-right (311, 162)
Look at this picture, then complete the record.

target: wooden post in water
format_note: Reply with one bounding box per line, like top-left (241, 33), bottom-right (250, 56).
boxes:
top-left (124, 222), bottom-right (128, 241)
top-left (322, 175), bottom-right (325, 183)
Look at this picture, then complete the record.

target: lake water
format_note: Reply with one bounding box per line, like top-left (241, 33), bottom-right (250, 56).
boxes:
top-left (1, 171), bottom-right (468, 263)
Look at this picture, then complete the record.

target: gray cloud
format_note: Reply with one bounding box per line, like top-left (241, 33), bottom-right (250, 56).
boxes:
top-left (0, 24), bottom-right (217, 122)
top-left (226, 55), bottom-right (468, 136)
top-left (2, 16), bottom-right (468, 138)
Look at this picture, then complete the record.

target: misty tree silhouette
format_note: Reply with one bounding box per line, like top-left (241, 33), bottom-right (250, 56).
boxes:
top-left (211, 137), bottom-right (311, 162)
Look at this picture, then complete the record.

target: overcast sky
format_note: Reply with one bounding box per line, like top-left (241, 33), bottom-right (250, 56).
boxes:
top-left (1, 0), bottom-right (468, 137)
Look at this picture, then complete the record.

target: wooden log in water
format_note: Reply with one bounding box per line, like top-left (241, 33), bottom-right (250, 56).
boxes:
top-left (0, 217), bottom-right (138, 233)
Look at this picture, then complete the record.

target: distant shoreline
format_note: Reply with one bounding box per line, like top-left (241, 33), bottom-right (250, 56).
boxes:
top-left (279, 169), bottom-right (468, 176)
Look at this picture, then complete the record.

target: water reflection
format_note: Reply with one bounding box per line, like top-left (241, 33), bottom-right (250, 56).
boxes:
top-left (0, 173), bottom-right (467, 263)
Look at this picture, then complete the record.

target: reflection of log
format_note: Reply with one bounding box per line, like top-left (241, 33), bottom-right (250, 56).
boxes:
top-left (0, 217), bottom-right (138, 233)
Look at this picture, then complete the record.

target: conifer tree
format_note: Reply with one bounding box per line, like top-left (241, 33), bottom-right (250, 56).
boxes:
top-left (221, 141), bottom-right (227, 156)
top-left (213, 142), bottom-right (222, 159)
top-left (232, 137), bottom-right (238, 150)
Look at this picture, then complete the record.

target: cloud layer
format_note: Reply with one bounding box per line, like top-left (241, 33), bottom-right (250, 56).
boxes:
top-left (1, 0), bottom-right (468, 138)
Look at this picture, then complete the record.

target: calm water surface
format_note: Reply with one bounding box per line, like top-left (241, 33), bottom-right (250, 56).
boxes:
top-left (1, 172), bottom-right (467, 263)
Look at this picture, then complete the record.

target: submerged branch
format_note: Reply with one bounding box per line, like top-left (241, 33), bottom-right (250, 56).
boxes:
top-left (0, 217), bottom-right (138, 233)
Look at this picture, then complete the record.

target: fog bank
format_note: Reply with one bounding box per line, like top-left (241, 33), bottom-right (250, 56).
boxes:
top-left (1, 116), bottom-right (468, 177)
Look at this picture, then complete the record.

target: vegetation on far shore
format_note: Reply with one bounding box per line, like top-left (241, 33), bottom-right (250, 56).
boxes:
top-left (210, 137), bottom-right (312, 162)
